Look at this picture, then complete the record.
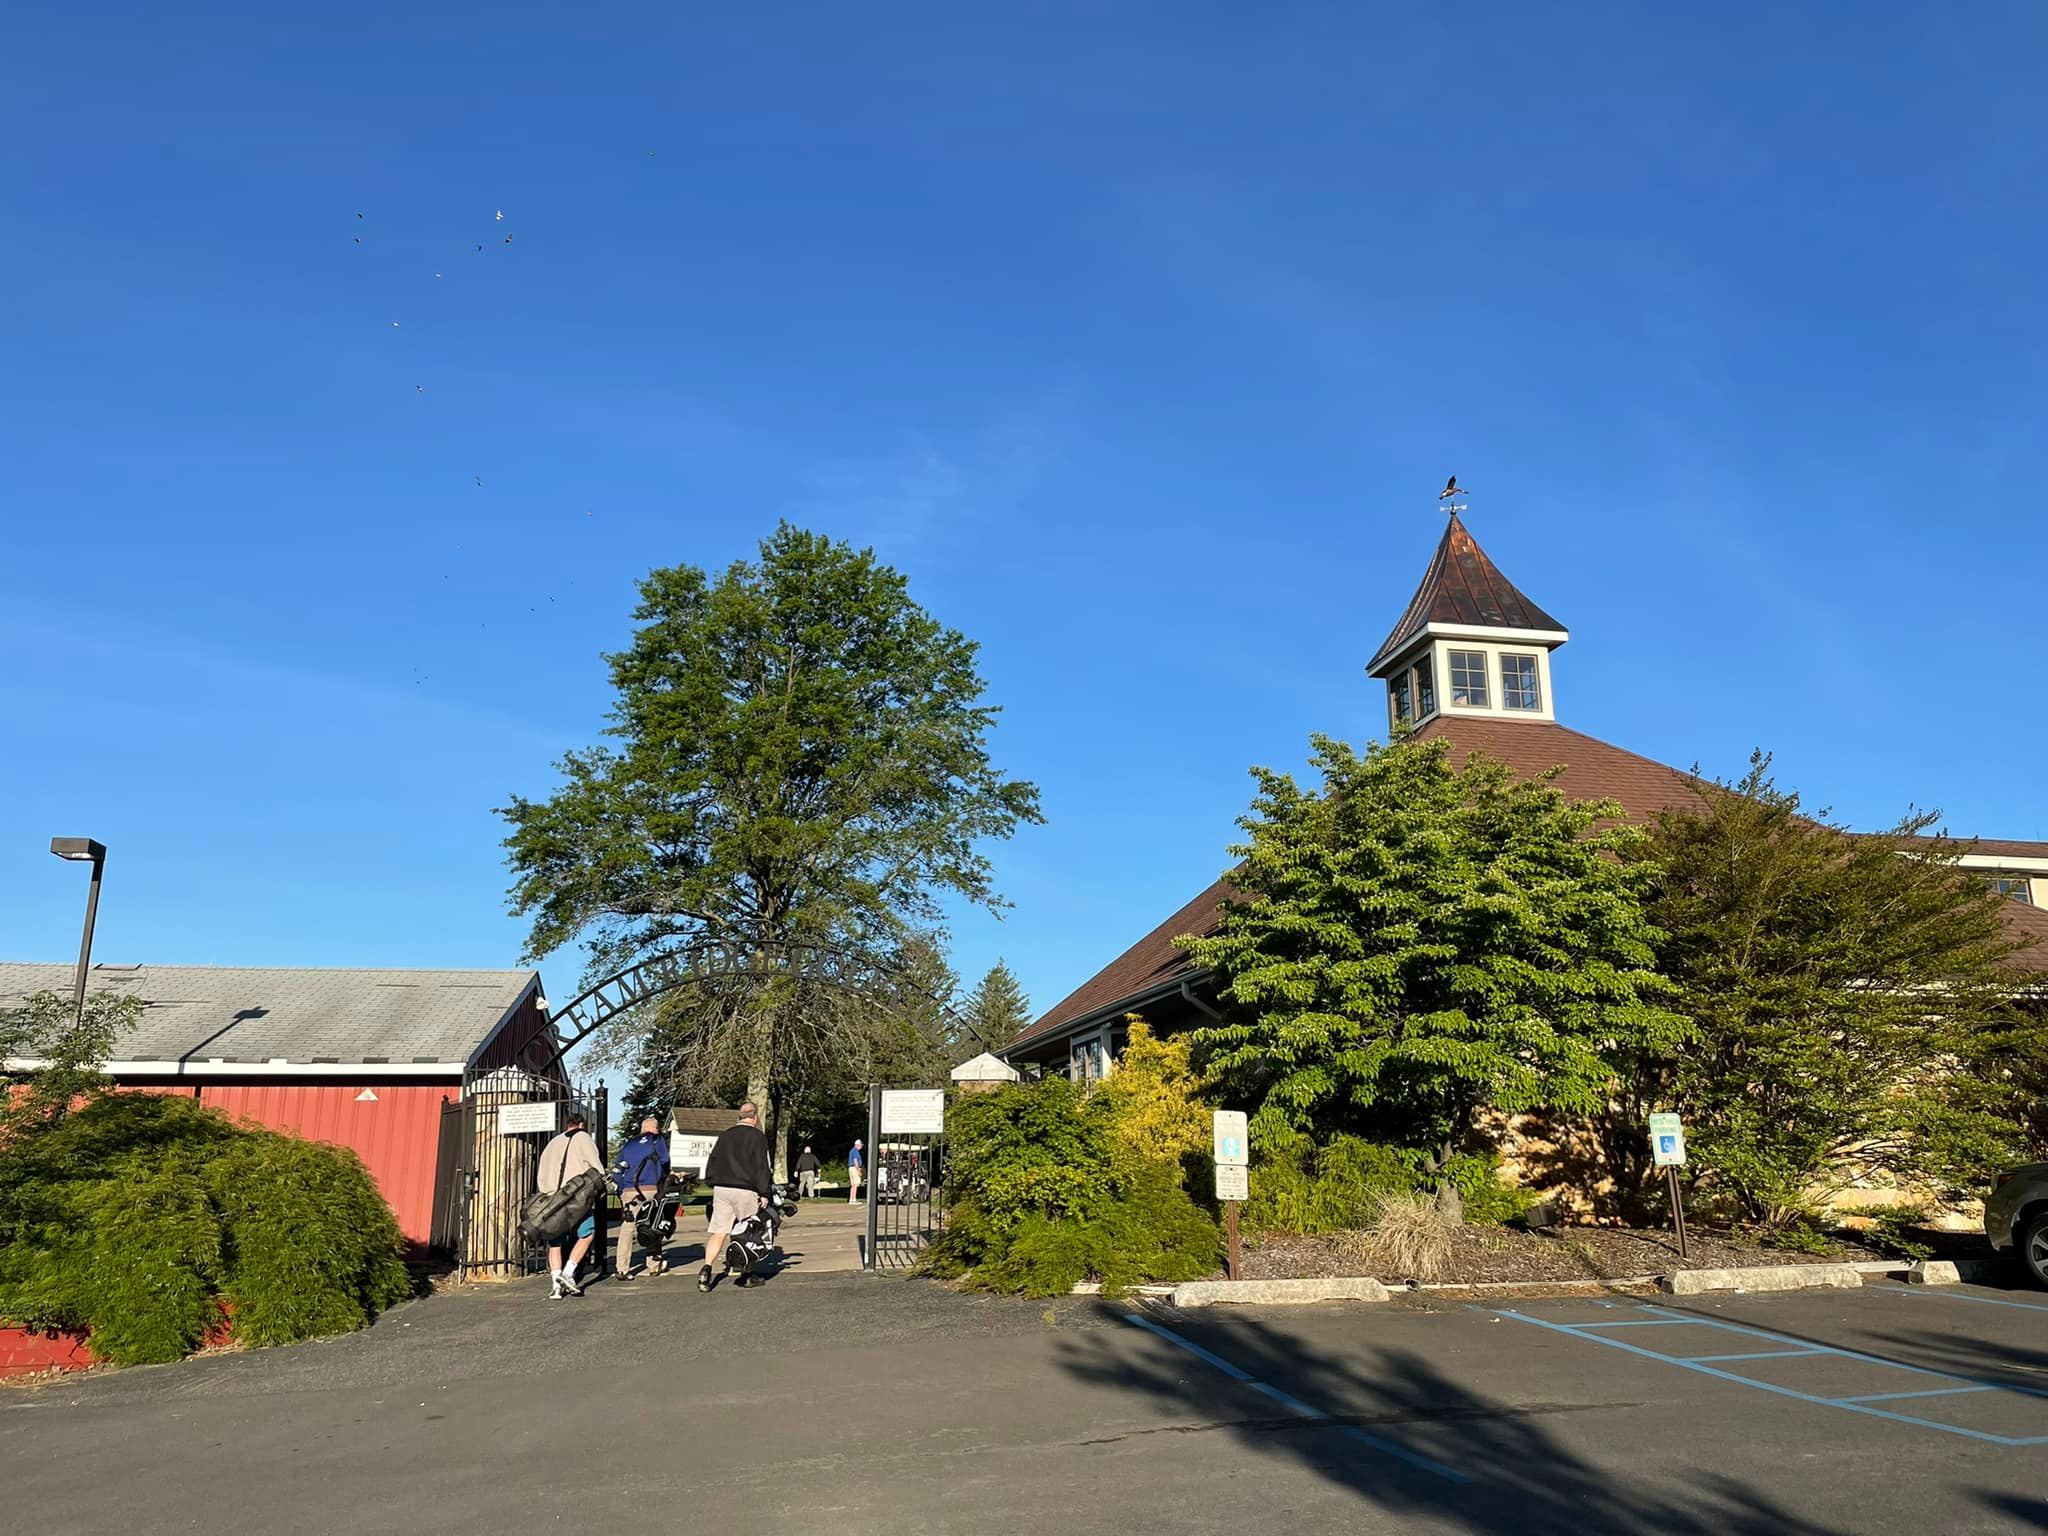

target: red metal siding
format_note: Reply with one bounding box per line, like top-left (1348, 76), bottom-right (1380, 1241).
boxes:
top-left (197, 1083), bottom-right (456, 1247)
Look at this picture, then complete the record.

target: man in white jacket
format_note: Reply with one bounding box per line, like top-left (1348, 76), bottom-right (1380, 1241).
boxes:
top-left (536, 1108), bottom-right (604, 1298)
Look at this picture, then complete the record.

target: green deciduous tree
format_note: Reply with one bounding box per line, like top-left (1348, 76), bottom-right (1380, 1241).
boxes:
top-left (1639, 755), bottom-right (2038, 1227)
top-left (499, 523), bottom-right (1040, 1167)
top-left (959, 958), bottom-right (1031, 1056)
top-left (0, 988), bottom-right (141, 1140)
top-left (1184, 733), bottom-right (1686, 1217)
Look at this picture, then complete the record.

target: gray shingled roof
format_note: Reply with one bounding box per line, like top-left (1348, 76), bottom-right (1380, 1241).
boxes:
top-left (0, 963), bottom-right (539, 1069)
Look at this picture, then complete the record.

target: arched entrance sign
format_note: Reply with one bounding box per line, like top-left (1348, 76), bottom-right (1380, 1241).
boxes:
top-left (514, 938), bottom-right (987, 1083)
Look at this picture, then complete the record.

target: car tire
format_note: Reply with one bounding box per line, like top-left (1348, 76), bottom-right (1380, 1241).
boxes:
top-left (2022, 1209), bottom-right (2048, 1289)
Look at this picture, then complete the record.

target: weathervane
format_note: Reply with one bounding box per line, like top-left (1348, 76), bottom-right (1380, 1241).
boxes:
top-left (1438, 474), bottom-right (1468, 516)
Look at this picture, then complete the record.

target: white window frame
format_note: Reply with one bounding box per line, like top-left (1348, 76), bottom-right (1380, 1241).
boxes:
top-left (1500, 651), bottom-right (1543, 712)
top-left (1069, 1031), bottom-right (1110, 1083)
top-left (1447, 648), bottom-right (1490, 709)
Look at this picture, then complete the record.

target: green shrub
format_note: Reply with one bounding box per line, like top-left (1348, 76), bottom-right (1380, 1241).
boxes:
top-left (1861, 1204), bottom-right (1935, 1262)
top-left (923, 1079), bottom-right (1219, 1294)
top-left (1762, 1220), bottom-right (1834, 1256)
top-left (1442, 1153), bottom-right (1538, 1227)
top-left (205, 1134), bottom-right (412, 1347)
top-left (1242, 1132), bottom-right (1418, 1234)
top-left (0, 1094), bottom-right (411, 1365)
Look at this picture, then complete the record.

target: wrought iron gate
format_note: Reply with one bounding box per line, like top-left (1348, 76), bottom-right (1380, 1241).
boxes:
top-left (432, 1071), bottom-right (607, 1279)
top-left (862, 1083), bottom-right (946, 1271)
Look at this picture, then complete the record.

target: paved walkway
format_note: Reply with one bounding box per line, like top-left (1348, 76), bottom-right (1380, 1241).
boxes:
top-left (616, 1195), bottom-right (872, 1277)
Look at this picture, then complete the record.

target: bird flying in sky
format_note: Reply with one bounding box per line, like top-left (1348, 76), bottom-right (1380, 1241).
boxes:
top-left (1439, 475), bottom-right (1462, 501)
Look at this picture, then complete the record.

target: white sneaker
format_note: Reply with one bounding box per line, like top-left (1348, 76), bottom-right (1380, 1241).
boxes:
top-left (558, 1268), bottom-right (583, 1297)
top-left (548, 1275), bottom-right (564, 1300)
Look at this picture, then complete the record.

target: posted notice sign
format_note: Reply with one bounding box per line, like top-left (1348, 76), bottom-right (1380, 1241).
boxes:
top-left (1213, 1110), bottom-right (1248, 1169)
top-left (1214, 1164), bottom-right (1249, 1203)
top-left (880, 1088), bottom-right (947, 1136)
top-left (1649, 1112), bottom-right (1687, 1168)
top-left (670, 1133), bottom-right (718, 1173)
top-left (498, 1102), bottom-right (557, 1135)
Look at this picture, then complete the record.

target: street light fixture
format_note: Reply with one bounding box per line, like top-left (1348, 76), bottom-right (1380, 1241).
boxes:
top-left (49, 838), bottom-right (108, 1027)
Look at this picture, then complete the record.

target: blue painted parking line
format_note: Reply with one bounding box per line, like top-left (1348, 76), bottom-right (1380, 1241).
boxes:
top-left (1572, 1318), bottom-right (1713, 1329)
top-left (1122, 1313), bottom-right (1469, 1484)
top-left (1877, 1287), bottom-right (2048, 1315)
top-left (1686, 1349), bottom-right (1827, 1363)
top-left (1490, 1305), bottom-right (2048, 1448)
top-left (1838, 1386), bottom-right (1996, 1404)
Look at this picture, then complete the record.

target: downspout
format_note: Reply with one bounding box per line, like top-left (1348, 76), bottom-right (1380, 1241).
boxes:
top-left (1179, 978), bottom-right (1221, 1021)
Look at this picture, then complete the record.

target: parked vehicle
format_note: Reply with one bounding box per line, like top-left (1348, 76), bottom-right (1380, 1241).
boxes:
top-left (1985, 1163), bottom-right (2048, 1286)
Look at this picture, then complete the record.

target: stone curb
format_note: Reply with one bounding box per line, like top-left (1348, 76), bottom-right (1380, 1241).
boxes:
top-left (1169, 1277), bottom-right (1393, 1307)
top-left (1659, 1263), bottom-right (1864, 1296)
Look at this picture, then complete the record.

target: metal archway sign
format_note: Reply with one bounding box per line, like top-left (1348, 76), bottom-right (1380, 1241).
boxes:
top-left (519, 937), bottom-right (987, 1081)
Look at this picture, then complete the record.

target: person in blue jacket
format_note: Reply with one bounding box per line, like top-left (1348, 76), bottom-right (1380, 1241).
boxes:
top-left (610, 1116), bottom-right (672, 1280)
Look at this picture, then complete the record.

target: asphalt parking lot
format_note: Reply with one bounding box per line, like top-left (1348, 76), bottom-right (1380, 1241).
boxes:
top-left (4, 1271), bottom-right (2046, 1534)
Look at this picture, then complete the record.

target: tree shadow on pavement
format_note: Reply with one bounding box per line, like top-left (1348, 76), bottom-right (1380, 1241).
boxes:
top-left (1854, 1322), bottom-right (2048, 1391)
top-left (1980, 1492), bottom-right (2048, 1529)
top-left (1053, 1305), bottom-right (1849, 1536)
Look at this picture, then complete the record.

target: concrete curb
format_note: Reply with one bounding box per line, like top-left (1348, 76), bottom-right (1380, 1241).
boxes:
top-left (1659, 1263), bottom-right (1864, 1296)
top-left (1170, 1277), bottom-right (1393, 1307)
top-left (1904, 1258), bottom-right (2005, 1286)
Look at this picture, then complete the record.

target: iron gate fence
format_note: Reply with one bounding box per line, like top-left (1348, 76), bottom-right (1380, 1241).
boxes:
top-left (433, 1070), bottom-right (608, 1280)
top-left (862, 1083), bottom-right (946, 1271)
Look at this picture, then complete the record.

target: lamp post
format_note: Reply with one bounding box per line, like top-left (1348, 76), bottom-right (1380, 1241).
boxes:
top-left (49, 838), bottom-right (107, 1026)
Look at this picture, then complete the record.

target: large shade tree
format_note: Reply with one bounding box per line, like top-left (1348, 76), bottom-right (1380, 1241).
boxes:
top-left (500, 523), bottom-right (1040, 1170)
top-left (1183, 733), bottom-right (1686, 1217)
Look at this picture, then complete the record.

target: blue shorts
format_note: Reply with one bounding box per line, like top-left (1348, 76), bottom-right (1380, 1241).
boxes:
top-left (573, 1214), bottom-right (596, 1240)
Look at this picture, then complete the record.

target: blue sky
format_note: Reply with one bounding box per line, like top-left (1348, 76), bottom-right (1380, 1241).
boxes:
top-left (5, 4), bottom-right (2045, 1046)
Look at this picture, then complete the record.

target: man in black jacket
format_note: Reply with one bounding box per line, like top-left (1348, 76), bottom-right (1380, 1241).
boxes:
top-left (699, 1102), bottom-right (774, 1291)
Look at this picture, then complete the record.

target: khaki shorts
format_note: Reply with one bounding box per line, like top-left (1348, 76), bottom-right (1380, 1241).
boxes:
top-left (708, 1186), bottom-right (761, 1235)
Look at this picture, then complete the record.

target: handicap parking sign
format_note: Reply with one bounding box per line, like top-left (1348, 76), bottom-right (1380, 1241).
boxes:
top-left (1648, 1112), bottom-right (1686, 1168)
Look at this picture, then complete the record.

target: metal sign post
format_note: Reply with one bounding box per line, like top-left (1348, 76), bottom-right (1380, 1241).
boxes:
top-left (1649, 1112), bottom-right (1689, 1261)
top-left (1213, 1110), bottom-right (1249, 1280)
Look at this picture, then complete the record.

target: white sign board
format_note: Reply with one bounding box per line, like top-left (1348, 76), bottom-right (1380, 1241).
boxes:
top-left (498, 1101), bottom-right (557, 1134)
top-left (1649, 1112), bottom-right (1687, 1168)
top-left (1212, 1110), bottom-right (1249, 1168)
top-left (880, 1088), bottom-right (947, 1136)
top-left (1214, 1163), bottom-right (1249, 1203)
top-left (670, 1133), bottom-right (718, 1174)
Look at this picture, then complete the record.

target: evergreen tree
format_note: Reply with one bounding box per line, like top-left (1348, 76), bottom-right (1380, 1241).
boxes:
top-left (961, 959), bottom-right (1031, 1055)
top-left (1639, 755), bottom-right (2037, 1226)
top-left (1183, 733), bottom-right (1685, 1216)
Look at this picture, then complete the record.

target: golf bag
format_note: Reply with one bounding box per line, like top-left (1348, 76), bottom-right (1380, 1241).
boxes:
top-left (627, 1175), bottom-right (685, 1247)
top-left (723, 1184), bottom-right (797, 1284)
top-left (519, 1168), bottom-right (606, 1244)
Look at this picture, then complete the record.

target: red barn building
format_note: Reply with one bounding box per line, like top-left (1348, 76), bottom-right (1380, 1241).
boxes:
top-left (0, 963), bottom-right (556, 1248)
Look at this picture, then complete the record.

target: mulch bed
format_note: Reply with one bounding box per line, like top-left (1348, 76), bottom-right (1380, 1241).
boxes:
top-left (1236, 1222), bottom-right (1896, 1286)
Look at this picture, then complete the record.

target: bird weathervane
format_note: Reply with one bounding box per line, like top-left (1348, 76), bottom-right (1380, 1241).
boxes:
top-left (1438, 475), bottom-right (1468, 516)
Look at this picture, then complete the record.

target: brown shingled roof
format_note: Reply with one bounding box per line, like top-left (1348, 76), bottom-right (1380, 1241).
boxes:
top-left (1013, 718), bottom-right (2046, 1053)
top-left (1009, 877), bottom-right (1238, 1053)
top-left (1368, 514), bottom-right (1567, 673)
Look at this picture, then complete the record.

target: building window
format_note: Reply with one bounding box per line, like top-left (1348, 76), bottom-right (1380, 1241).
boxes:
top-left (1390, 671), bottom-right (1413, 727)
top-left (1413, 656), bottom-right (1436, 719)
top-left (1448, 650), bottom-right (1489, 708)
top-left (1990, 875), bottom-right (2035, 905)
top-left (1069, 1032), bottom-right (1109, 1082)
top-left (1501, 653), bottom-right (1541, 711)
